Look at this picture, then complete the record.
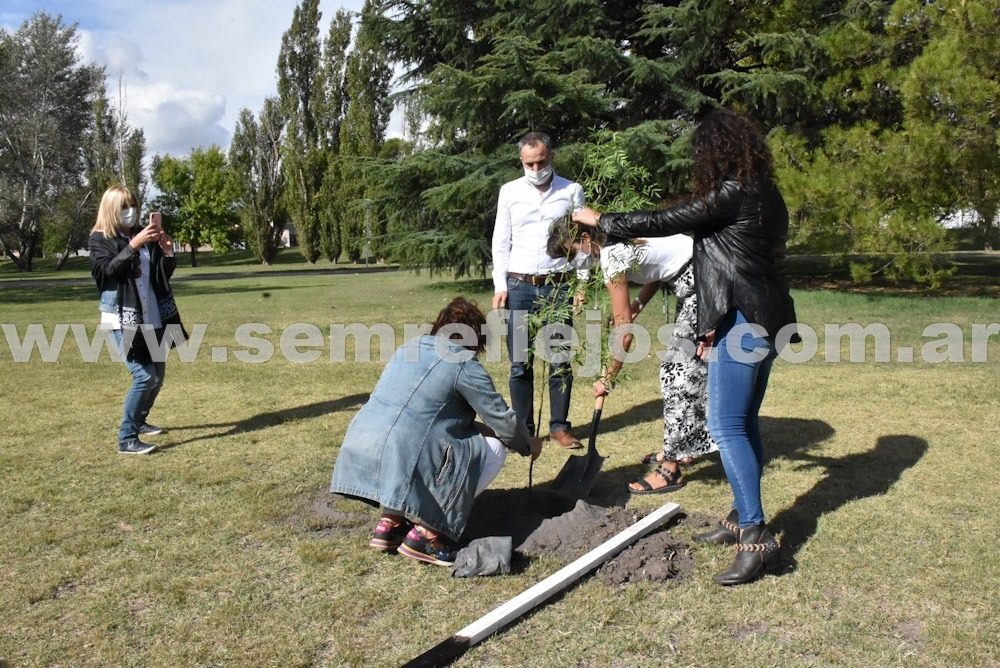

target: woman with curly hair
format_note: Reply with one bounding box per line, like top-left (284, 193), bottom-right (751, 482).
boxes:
top-left (330, 297), bottom-right (542, 566)
top-left (573, 108), bottom-right (797, 585)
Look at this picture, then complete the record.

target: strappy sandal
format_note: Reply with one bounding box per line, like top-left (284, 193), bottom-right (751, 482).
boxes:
top-left (640, 452), bottom-right (694, 465)
top-left (628, 464), bottom-right (686, 495)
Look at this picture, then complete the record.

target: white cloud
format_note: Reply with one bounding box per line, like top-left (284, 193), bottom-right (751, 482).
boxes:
top-left (5, 0), bottom-right (394, 159)
top-left (131, 82), bottom-right (230, 157)
top-left (77, 31), bottom-right (150, 84)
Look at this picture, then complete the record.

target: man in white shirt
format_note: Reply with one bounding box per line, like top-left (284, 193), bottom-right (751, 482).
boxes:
top-left (491, 132), bottom-right (585, 449)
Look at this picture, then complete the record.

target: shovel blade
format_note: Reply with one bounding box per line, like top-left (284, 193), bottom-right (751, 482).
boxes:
top-left (549, 407), bottom-right (605, 498)
top-left (549, 448), bottom-right (606, 498)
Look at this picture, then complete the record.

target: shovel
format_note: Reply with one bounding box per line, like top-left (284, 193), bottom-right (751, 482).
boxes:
top-left (550, 395), bottom-right (606, 498)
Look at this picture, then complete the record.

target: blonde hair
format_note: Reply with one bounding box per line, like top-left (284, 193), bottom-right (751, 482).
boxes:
top-left (91, 185), bottom-right (138, 238)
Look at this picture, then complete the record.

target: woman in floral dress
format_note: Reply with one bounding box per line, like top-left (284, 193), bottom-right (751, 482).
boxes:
top-left (547, 222), bottom-right (717, 493)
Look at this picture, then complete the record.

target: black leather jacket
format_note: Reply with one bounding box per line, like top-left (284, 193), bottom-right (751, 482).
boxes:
top-left (89, 231), bottom-right (185, 361)
top-left (598, 178), bottom-right (796, 340)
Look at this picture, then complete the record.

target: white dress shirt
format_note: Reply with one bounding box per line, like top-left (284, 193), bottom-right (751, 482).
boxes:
top-left (491, 173), bottom-right (586, 293)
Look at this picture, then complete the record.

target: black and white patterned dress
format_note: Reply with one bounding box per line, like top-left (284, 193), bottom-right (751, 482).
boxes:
top-left (601, 239), bottom-right (717, 463)
top-left (659, 264), bottom-right (718, 461)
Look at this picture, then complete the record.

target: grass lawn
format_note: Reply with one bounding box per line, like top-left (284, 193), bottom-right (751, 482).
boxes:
top-left (1, 267), bottom-right (998, 667)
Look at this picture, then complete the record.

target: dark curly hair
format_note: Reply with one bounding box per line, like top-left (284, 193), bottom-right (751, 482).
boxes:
top-left (690, 108), bottom-right (774, 202)
top-left (430, 297), bottom-right (488, 352)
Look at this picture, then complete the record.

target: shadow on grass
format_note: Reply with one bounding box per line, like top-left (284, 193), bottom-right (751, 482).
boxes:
top-left (461, 487), bottom-right (581, 571)
top-left (425, 278), bottom-right (493, 294)
top-left (160, 393), bottom-right (369, 448)
top-left (577, 415), bottom-right (926, 568)
top-left (0, 283), bottom-right (95, 304)
top-left (0, 277), bottom-right (302, 304)
top-left (170, 282), bottom-right (304, 299)
top-left (591, 398), bottom-right (663, 435)
top-left (770, 434), bottom-right (928, 563)
top-left (591, 416), bottom-right (837, 508)
top-left (456, 414), bottom-right (834, 559)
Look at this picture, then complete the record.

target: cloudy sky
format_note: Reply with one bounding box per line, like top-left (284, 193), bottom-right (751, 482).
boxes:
top-left (2, 0), bottom-right (398, 158)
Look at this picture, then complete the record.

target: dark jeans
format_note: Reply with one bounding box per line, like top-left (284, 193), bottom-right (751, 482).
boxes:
top-left (505, 278), bottom-right (574, 435)
top-left (706, 310), bottom-right (776, 528)
top-left (111, 328), bottom-right (166, 444)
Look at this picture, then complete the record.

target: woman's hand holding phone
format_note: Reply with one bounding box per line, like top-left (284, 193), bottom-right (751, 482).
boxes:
top-left (149, 212), bottom-right (174, 256)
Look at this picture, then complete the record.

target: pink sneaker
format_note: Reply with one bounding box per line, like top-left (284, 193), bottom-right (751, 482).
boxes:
top-left (397, 526), bottom-right (457, 566)
top-left (369, 516), bottom-right (413, 551)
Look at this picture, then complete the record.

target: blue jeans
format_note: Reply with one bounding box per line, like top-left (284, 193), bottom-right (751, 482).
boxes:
top-left (706, 310), bottom-right (775, 528)
top-left (112, 328), bottom-right (166, 444)
top-left (505, 278), bottom-right (573, 435)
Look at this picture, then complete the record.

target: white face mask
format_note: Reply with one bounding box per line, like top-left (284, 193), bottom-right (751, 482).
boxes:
top-left (524, 164), bottom-right (553, 187)
top-left (120, 207), bottom-right (138, 228)
top-left (569, 245), bottom-right (595, 270)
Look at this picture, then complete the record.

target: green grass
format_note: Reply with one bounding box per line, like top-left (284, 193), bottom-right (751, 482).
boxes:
top-left (1, 270), bottom-right (998, 667)
top-left (0, 247), bottom-right (397, 283)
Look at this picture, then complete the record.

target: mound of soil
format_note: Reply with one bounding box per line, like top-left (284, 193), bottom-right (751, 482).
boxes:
top-left (306, 487), bottom-right (711, 584)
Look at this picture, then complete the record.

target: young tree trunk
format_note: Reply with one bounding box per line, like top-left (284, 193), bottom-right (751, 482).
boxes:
top-left (54, 242), bottom-right (71, 270)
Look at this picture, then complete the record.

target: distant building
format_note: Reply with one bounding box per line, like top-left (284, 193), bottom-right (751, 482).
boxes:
top-left (281, 223), bottom-right (298, 248)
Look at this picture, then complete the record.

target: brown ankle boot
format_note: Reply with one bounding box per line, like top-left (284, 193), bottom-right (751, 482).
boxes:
top-left (692, 508), bottom-right (739, 545)
top-left (713, 522), bottom-right (781, 586)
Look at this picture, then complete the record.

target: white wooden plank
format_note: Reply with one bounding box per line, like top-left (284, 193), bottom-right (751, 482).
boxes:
top-left (456, 501), bottom-right (681, 645)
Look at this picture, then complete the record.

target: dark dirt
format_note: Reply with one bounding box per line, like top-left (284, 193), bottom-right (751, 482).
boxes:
top-left (304, 487), bottom-right (717, 584)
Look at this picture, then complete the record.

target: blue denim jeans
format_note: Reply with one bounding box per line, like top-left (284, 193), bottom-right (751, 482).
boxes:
top-left (505, 278), bottom-right (574, 435)
top-left (706, 310), bottom-right (775, 528)
top-left (112, 328), bottom-right (166, 444)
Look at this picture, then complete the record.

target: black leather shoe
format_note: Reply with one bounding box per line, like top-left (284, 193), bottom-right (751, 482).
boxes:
top-left (714, 522), bottom-right (780, 586)
top-left (692, 508), bottom-right (739, 545)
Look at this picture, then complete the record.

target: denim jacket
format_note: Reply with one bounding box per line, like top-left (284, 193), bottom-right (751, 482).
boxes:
top-left (99, 288), bottom-right (119, 314)
top-left (330, 335), bottom-right (530, 540)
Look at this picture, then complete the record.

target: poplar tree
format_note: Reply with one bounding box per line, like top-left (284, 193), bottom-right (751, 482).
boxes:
top-left (277, 0), bottom-right (326, 263)
top-left (337, 2), bottom-right (393, 263)
top-left (317, 10), bottom-right (352, 262)
top-left (229, 98), bottom-right (288, 265)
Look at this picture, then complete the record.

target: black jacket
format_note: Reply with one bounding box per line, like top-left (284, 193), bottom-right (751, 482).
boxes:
top-left (89, 231), bottom-right (185, 362)
top-left (598, 178), bottom-right (797, 340)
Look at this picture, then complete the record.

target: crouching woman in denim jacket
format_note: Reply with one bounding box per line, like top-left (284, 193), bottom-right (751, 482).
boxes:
top-left (89, 185), bottom-right (187, 455)
top-left (331, 297), bottom-right (543, 566)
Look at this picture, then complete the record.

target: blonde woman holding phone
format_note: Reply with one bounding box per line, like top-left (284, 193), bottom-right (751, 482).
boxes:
top-left (88, 185), bottom-right (187, 454)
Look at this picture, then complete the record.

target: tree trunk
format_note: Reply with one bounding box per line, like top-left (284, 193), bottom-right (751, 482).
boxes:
top-left (189, 245), bottom-right (198, 268)
top-left (975, 204), bottom-right (997, 252)
top-left (20, 236), bottom-right (36, 272)
top-left (54, 242), bottom-right (71, 270)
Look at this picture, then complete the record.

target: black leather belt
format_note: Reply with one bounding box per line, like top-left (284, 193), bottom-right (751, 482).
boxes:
top-left (508, 271), bottom-right (572, 286)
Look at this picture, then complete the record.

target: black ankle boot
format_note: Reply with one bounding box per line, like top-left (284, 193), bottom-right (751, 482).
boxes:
top-left (692, 508), bottom-right (739, 545)
top-left (713, 522), bottom-right (780, 586)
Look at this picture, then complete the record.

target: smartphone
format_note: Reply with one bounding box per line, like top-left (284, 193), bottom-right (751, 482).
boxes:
top-left (149, 212), bottom-right (162, 229)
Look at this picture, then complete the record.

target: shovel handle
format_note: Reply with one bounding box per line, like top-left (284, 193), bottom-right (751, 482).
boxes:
top-left (587, 397), bottom-right (604, 455)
